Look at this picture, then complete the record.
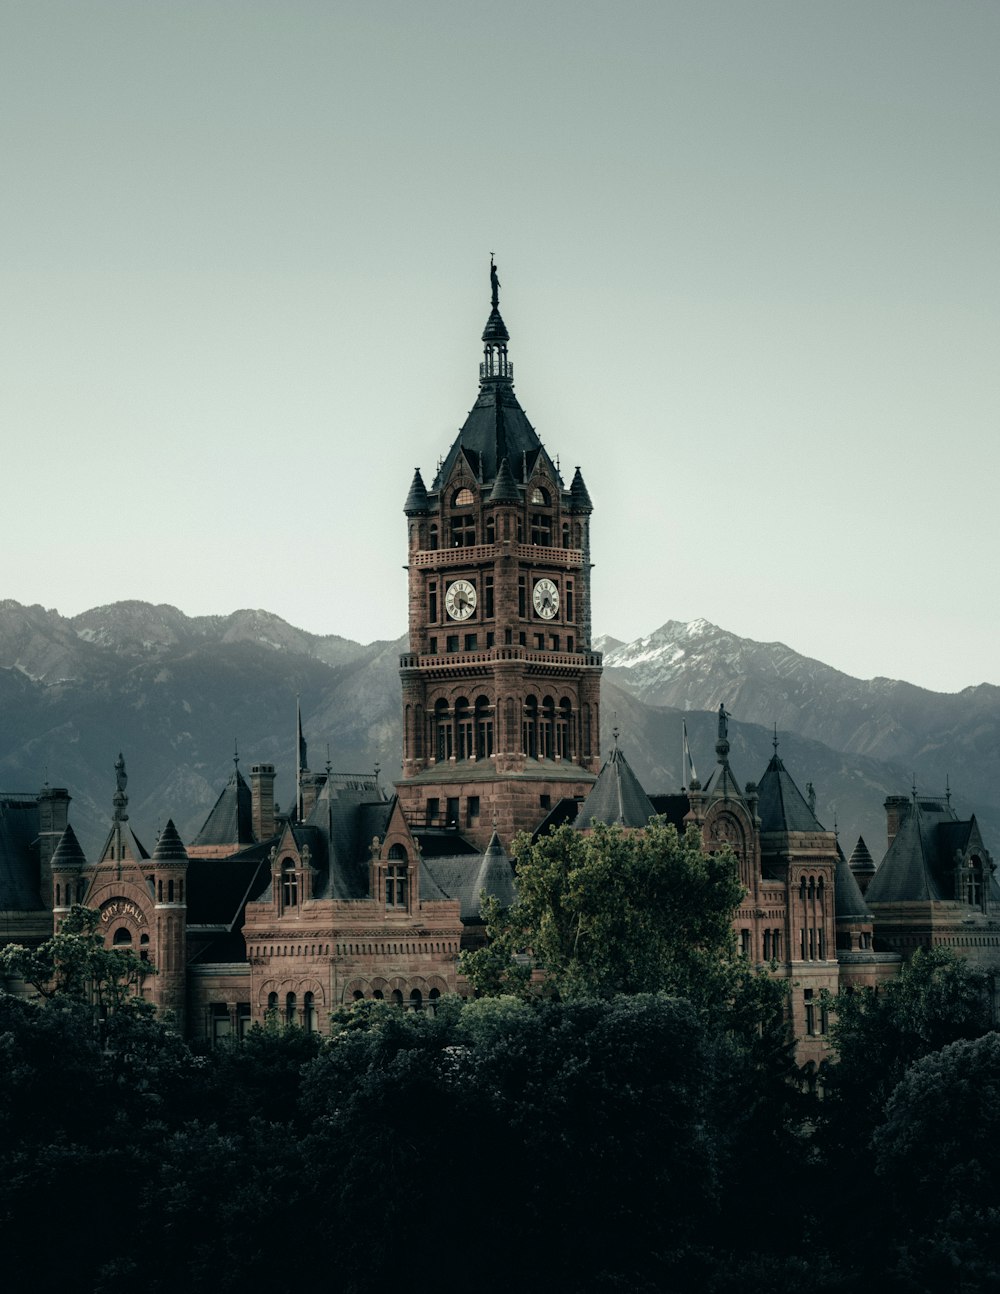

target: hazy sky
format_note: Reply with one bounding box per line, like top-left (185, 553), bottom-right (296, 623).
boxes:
top-left (3, 2), bottom-right (998, 693)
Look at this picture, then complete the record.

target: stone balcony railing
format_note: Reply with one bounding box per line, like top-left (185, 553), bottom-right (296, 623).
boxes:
top-left (400, 645), bottom-right (603, 671)
top-left (411, 541), bottom-right (585, 570)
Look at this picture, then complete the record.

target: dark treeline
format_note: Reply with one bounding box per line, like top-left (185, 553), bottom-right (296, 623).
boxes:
top-left (2, 950), bottom-right (999, 1294)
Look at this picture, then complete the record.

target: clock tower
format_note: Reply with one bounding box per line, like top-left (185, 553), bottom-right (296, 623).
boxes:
top-left (396, 264), bottom-right (602, 848)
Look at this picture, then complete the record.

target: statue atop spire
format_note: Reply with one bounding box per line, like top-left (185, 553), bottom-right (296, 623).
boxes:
top-left (113, 752), bottom-right (129, 822)
top-left (490, 254), bottom-right (500, 310)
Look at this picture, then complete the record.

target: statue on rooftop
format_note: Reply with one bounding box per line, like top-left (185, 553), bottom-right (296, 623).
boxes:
top-left (490, 256), bottom-right (500, 310)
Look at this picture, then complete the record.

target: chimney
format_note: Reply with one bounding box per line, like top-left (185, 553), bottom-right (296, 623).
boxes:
top-left (37, 785), bottom-right (71, 908)
top-left (884, 795), bottom-right (910, 849)
top-left (250, 764), bottom-right (276, 841)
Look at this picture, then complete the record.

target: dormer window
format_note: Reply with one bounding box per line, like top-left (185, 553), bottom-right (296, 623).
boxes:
top-left (529, 485), bottom-right (550, 506)
top-left (281, 859), bottom-right (298, 910)
top-left (386, 844), bottom-right (408, 910)
top-left (453, 487), bottom-right (475, 507)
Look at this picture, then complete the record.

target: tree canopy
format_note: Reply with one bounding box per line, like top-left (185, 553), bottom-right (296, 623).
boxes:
top-left (460, 819), bottom-right (746, 1007)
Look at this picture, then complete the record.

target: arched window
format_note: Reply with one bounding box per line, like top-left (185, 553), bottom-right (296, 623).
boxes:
top-left (529, 485), bottom-right (550, 506)
top-left (409, 989), bottom-right (423, 1013)
top-left (541, 696), bottom-right (555, 759)
top-left (304, 992), bottom-right (317, 1031)
top-left (562, 522), bottom-right (570, 549)
top-left (372, 989), bottom-right (384, 1001)
top-left (485, 514), bottom-right (496, 544)
top-left (582, 703), bottom-right (592, 757)
top-left (167, 879), bottom-right (174, 902)
top-left (557, 697), bottom-right (572, 759)
top-left (390, 989), bottom-right (403, 1007)
top-left (452, 486), bottom-right (475, 508)
top-left (386, 858), bottom-right (408, 910)
top-left (112, 926), bottom-right (132, 946)
top-left (475, 696), bottom-right (494, 758)
top-left (267, 991), bottom-right (278, 1015)
top-left (281, 860), bottom-right (298, 910)
top-left (454, 697), bottom-right (473, 760)
top-left (140, 932), bottom-right (150, 962)
top-left (523, 696), bottom-right (539, 758)
top-left (428, 987), bottom-right (441, 1016)
top-left (285, 992), bottom-right (297, 1026)
top-left (429, 522), bottom-right (439, 550)
top-left (434, 698), bottom-right (452, 761)
top-left (352, 989), bottom-right (364, 1002)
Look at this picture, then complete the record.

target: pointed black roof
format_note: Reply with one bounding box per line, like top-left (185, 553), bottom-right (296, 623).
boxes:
top-left (482, 306), bottom-right (509, 343)
top-left (756, 752), bottom-right (824, 834)
top-left (435, 381), bottom-right (545, 491)
top-left (474, 829), bottom-right (516, 909)
top-left (192, 766), bottom-right (255, 849)
top-left (847, 835), bottom-right (876, 883)
top-left (152, 819), bottom-right (188, 864)
top-left (575, 737), bottom-right (656, 830)
top-left (834, 842), bottom-right (872, 921)
top-left (569, 466), bottom-right (593, 512)
top-left (51, 823), bottom-right (87, 870)
top-left (403, 468), bottom-right (430, 515)
top-left (487, 456), bottom-right (521, 504)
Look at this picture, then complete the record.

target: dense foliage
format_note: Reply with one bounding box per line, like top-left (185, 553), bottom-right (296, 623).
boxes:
top-left (1, 902), bottom-right (997, 1291)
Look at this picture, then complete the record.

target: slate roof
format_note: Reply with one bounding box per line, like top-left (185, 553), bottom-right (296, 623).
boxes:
top-left (304, 776), bottom-right (391, 901)
top-left (487, 456), bottom-right (521, 503)
top-left (0, 794), bottom-right (42, 910)
top-left (834, 843), bottom-right (872, 922)
top-left (192, 766), bottom-right (255, 849)
top-left (421, 832), bottom-right (516, 924)
top-left (703, 762), bottom-right (744, 803)
top-left (756, 752), bottom-right (824, 834)
top-left (865, 796), bottom-right (998, 904)
top-left (569, 466), bottom-right (593, 512)
top-left (574, 739), bottom-right (656, 830)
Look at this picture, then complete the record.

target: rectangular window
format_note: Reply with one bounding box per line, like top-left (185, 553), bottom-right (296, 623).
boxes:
top-left (518, 575), bottom-right (526, 617)
top-left (550, 634), bottom-right (559, 651)
top-left (428, 582), bottom-right (437, 622)
top-left (535, 633), bottom-right (545, 649)
top-left (446, 797), bottom-right (459, 827)
top-left (486, 632), bottom-right (495, 648)
top-left (428, 636), bottom-right (437, 654)
top-left (426, 798), bottom-right (439, 824)
top-left (504, 629), bottom-right (513, 645)
top-left (539, 794), bottom-right (551, 810)
top-left (567, 635), bottom-right (574, 652)
top-left (565, 583), bottom-right (574, 621)
top-left (447, 635), bottom-right (459, 652)
top-left (519, 632), bottom-right (526, 646)
top-left (740, 929), bottom-right (751, 958)
top-left (485, 574), bottom-right (494, 618)
top-left (466, 796), bottom-right (480, 825)
top-left (465, 633), bottom-right (477, 651)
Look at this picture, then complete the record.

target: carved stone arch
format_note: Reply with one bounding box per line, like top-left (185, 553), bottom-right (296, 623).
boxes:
top-left (342, 977), bottom-right (372, 1002)
top-left (387, 976), bottom-right (408, 992)
top-left (425, 974), bottom-right (449, 994)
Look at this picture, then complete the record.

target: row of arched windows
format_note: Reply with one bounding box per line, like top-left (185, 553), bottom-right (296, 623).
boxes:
top-left (266, 990), bottom-right (319, 1032)
top-left (350, 986), bottom-right (442, 1013)
top-left (410, 694), bottom-right (594, 764)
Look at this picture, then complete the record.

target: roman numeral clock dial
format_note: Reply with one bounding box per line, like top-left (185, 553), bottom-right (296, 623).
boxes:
top-left (533, 578), bottom-right (559, 619)
top-left (445, 579), bottom-right (477, 621)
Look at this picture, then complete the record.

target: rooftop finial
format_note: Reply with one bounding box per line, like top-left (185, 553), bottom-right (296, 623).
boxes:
top-left (718, 704), bottom-right (730, 742)
top-left (772, 722), bottom-right (779, 752)
top-left (490, 254), bottom-right (500, 310)
top-left (113, 752), bottom-right (129, 822)
top-left (233, 738), bottom-right (239, 770)
top-left (912, 773), bottom-right (918, 799)
top-left (946, 774), bottom-right (951, 805)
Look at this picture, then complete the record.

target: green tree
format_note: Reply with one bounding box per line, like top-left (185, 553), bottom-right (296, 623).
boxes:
top-left (823, 946), bottom-right (991, 1152)
top-left (460, 819), bottom-right (745, 1007)
top-left (0, 904), bottom-right (153, 1016)
top-left (872, 1033), bottom-right (1000, 1293)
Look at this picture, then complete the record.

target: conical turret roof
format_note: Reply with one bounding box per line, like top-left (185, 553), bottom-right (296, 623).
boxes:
top-left (569, 466), bottom-right (593, 512)
top-left (756, 752), bottom-right (824, 833)
top-left (835, 842), bottom-right (872, 921)
top-left (474, 830), bottom-right (516, 909)
top-left (51, 823), bottom-right (87, 870)
top-left (847, 836), bottom-right (876, 884)
top-left (152, 818), bottom-right (189, 863)
top-left (403, 468), bottom-right (430, 515)
top-left (481, 307), bottom-right (509, 343)
top-left (575, 736), bottom-right (656, 830)
top-left (487, 456), bottom-right (520, 503)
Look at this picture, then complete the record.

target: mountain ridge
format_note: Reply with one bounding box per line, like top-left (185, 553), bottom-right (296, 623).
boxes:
top-left (1, 600), bottom-right (996, 862)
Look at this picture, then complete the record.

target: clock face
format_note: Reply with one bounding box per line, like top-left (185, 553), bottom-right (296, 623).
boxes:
top-left (445, 579), bottom-right (477, 621)
top-left (533, 578), bottom-right (559, 619)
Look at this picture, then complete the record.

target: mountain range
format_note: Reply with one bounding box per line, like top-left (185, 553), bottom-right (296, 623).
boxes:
top-left (1, 600), bottom-right (996, 862)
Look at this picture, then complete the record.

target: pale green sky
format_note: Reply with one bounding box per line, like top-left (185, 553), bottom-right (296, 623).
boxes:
top-left (2, 1), bottom-right (998, 692)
